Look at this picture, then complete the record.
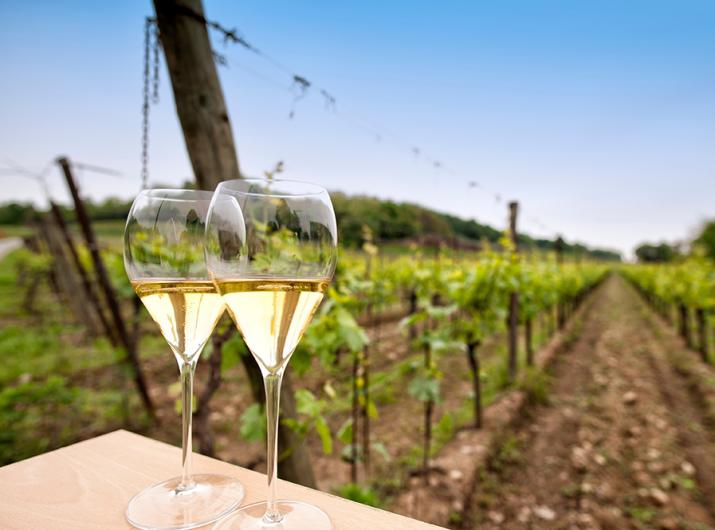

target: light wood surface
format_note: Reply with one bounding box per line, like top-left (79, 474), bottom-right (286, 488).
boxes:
top-left (0, 430), bottom-right (446, 529)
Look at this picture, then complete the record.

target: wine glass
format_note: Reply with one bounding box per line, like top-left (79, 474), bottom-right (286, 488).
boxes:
top-left (205, 179), bottom-right (337, 530)
top-left (123, 189), bottom-right (245, 530)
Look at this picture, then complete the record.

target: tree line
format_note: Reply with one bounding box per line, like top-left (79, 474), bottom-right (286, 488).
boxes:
top-left (0, 194), bottom-right (622, 260)
top-left (635, 221), bottom-right (715, 263)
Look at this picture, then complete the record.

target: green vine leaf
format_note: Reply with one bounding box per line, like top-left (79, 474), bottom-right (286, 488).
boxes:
top-left (408, 376), bottom-right (441, 403)
top-left (239, 403), bottom-right (266, 442)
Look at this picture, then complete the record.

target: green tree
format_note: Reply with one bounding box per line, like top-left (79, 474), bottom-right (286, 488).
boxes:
top-left (635, 242), bottom-right (678, 263)
top-left (693, 220), bottom-right (715, 261)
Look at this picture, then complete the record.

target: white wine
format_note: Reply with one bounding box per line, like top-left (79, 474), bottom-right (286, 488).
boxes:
top-left (133, 280), bottom-right (225, 361)
top-left (216, 279), bottom-right (328, 373)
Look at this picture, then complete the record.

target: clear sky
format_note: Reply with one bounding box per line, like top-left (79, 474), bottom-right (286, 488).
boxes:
top-left (1, 0), bottom-right (713, 256)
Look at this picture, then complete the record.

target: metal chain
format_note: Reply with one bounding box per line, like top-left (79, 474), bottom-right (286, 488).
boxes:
top-left (152, 23), bottom-right (160, 104)
top-left (141, 18), bottom-right (151, 190)
top-left (141, 18), bottom-right (160, 190)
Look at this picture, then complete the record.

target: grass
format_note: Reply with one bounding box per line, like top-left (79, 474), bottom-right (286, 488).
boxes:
top-left (0, 248), bottom-right (162, 464)
top-left (0, 375), bottom-right (130, 465)
top-left (0, 325), bottom-right (65, 386)
top-left (396, 305), bottom-right (571, 472)
top-left (495, 434), bottom-right (521, 465)
top-left (0, 250), bottom-right (27, 318)
top-left (0, 229), bottom-right (591, 488)
top-left (518, 366), bottom-right (551, 405)
top-left (0, 224), bottom-right (32, 238)
top-left (333, 483), bottom-right (384, 508)
top-left (68, 220), bottom-right (125, 243)
top-left (625, 505), bottom-right (657, 525)
top-left (0, 250), bottom-right (166, 385)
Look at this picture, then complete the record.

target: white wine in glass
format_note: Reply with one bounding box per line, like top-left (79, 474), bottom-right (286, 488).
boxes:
top-left (216, 279), bottom-right (328, 373)
top-left (133, 280), bottom-right (226, 362)
top-left (124, 189), bottom-right (245, 530)
top-left (206, 179), bottom-right (337, 530)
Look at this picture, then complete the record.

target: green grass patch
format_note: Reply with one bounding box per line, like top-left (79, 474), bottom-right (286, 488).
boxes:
top-left (333, 483), bottom-right (383, 508)
top-left (625, 505), bottom-right (656, 524)
top-left (0, 225), bottom-right (32, 238)
top-left (518, 366), bottom-right (551, 405)
top-left (0, 375), bottom-right (129, 465)
top-left (0, 325), bottom-right (64, 385)
top-left (0, 246), bottom-right (166, 465)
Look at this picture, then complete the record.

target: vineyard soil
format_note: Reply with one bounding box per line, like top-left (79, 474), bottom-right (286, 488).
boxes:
top-left (134, 301), bottom-right (531, 489)
top-left (463, 275), bottom-right (715, 530)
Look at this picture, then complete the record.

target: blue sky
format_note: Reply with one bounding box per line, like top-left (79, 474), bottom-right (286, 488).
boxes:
top-left (1, 0), bottom-right (713, 256)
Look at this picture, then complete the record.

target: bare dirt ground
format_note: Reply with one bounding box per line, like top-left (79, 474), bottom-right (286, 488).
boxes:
top-left (463, 275), bottom-right (715, 530)
top-left (139, 300), bottom-right (525, 492)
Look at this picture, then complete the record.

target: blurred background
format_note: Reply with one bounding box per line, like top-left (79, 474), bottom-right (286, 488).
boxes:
top-left (0, 1), bottom-right (713, 529)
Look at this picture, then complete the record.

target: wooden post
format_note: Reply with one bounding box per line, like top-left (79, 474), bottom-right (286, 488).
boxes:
top-left (507, 201), bottom-right (519, 382)
top-left (695, 308), bottom-right (708, 363)
top-left (48, 200), bottom-right (112, 340)
top-left (361, 252), bottom-right (372, 476)
top-left (40, 216), bottom-right (98, 328)
top-left (57, 157), bottom-right (156, 419)
top-left (19, 236), bottom-right (42, 314)
top-left (194, 324), bottom-right (234, 456)
top-left (466, 341), bottom-right (482, 428)
top-left (350, 351), bottom-right (360, 483)
top-left (555, 236), bottom-right (566, 329)
top-left (30, 219), bottom-right (62, 303)
top-left (153, 0), bottom-right (317, 486)
top-left (554, 236), bottom-right (565, 265)
top-left (408, 289), bottom-right (418, 343)
top-left (525, 317), bottom-right (534, 366)
top-left (152, 0), bottom-right (241, 189)
top-left (422, 327), bottom-right (433, 484)
top-left (678, 303), bottom-right (691, 348)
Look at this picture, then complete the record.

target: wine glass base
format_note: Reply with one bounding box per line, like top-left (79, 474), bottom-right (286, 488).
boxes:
top-left (125, 473), bottom-right (245, 530)
top-left (214, 500), bottom-right (333, 530)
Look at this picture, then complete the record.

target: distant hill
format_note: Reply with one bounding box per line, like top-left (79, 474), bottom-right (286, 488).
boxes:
top-left (331, 193), bottom-right (621, 261)
top-left (0, 192), bottom-right (622, 261)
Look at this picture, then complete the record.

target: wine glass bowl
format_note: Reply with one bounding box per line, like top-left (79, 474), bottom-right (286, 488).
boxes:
top-left (206, 179), bottom-right (337, 530)
top-left (124, 189), bottom-right (210, 281)
top-left (123, 189), bottom-right (244, 530)
top-left (205, 179), bottom-right (337, 280)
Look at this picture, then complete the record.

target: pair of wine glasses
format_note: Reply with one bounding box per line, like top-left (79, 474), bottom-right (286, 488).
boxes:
top-left (123, 179), bottom-right (336, 530)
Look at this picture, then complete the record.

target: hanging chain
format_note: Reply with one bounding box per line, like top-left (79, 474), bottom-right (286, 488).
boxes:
top-left (141, 17), bottom-right (160, 190)
top-left (141, 18), bottom-right (151, 189)
top-left (152, 22), bottom-right (160, 104)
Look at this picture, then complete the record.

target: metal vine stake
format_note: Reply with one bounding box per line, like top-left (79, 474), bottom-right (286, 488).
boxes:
top-left (141, 17), bottom-right (161, 190)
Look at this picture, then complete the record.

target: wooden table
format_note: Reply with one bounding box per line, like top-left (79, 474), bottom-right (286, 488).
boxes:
top-left (0, 430), bottom-right (446, 529)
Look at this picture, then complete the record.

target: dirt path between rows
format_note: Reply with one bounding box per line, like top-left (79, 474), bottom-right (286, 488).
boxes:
top-left (463, 275), bottom-right (715, 530)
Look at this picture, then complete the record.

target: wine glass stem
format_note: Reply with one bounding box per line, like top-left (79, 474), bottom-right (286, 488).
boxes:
top-left (263, 371), bottom-right (284, 524)
top-left (179, 360), bottom-right (197, 491)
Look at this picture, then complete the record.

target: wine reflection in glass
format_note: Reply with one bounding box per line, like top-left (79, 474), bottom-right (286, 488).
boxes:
top-left (123, 189), bottom-right (244, 530)
top-left (206, 179), bottom-right (337, 530)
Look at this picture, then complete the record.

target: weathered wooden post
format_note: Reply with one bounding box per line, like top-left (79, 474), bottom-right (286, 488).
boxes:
top-left (466, 341), bottom-right (482, 428)
top-left (152, 0), bottom-right (316, 487)
top-left (152, 0), bottom-right (240, 189)
top-left (408, 289), bottom-right (418, 342)
top-left (678, 303), bottom-right (691, 348)
top-left (507, 201), bottom-right (519, 381)
top-left (555, 236), bottom-right (566, 329)
top-left (57, 157), bottom-right (156, 419)
top-left (193, 323), bottom-right (234, 456)
top-left (361, 239), bottom-right (374, 476)
top-left (525, 317), bottom-right (534, 366)
top-left (695, 308), bottom-right (708, 363)
top-left (40, 216), bottom-right (98, 328)
top-left (48, 200), bottom-right (112, 340)
top-left (350, 350), bottom-right (360, 483)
